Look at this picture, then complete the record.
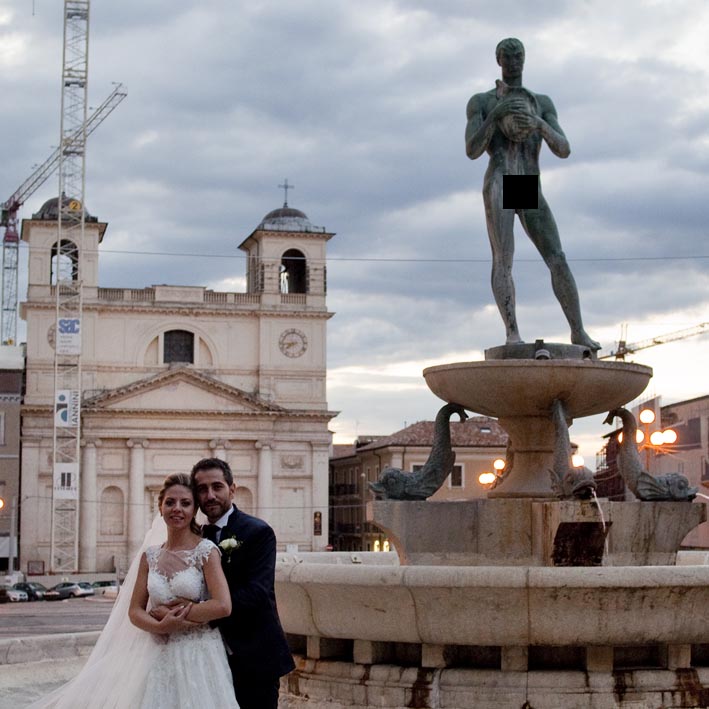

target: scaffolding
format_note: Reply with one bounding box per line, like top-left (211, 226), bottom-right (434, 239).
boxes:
top-left (50, 0), bottom-right (90, 573)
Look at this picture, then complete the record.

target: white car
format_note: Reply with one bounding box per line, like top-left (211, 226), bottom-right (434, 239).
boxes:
top-left (0, 585), bottom-right (28, 602)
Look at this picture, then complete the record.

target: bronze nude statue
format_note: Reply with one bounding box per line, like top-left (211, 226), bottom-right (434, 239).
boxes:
top-left (465, 38), bottom-right (600, 351)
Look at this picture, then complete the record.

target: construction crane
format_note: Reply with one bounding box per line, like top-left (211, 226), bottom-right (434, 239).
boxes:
top-left (0, 82), bottom-right (126, 346)
top-left (600, 322), bottom-right (709, 361)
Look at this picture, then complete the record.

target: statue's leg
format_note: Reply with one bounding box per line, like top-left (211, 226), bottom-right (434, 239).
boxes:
top-left (483, 183), bottom-right (521, 344)
top-left (518, 196), bottom-right (600, 350)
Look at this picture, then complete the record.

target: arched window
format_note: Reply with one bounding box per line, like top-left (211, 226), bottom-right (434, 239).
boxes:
top-left (100, 486), bottom-right (124, 536)
top-left (164, 330), bottom-right (194, 364)
top-left (280, 249), bottom-right (307, 294)
top-left (50, 239), bottom-right (79, 284)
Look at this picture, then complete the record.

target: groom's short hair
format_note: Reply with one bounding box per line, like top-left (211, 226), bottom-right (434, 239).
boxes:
top-left (190, 457), bottom-right (234, 486)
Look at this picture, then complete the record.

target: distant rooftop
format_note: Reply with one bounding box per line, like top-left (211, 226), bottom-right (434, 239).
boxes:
top-left (332, 417), bottom-right (508, 457)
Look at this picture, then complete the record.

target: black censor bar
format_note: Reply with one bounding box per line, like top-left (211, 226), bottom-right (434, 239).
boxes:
top-left (503, 174), bottom-right (538, 209)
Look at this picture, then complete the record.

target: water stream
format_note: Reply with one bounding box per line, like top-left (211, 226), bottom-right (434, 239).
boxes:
top-left (590, 489), bottom-right (609, 560)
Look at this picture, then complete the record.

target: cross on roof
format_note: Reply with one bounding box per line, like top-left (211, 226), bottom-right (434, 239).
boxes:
top-left (278, 178), bottom-right (294, 207)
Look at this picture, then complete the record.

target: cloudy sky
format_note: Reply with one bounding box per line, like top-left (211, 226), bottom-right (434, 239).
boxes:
top-left (1, 0), bottom-right (708, 467)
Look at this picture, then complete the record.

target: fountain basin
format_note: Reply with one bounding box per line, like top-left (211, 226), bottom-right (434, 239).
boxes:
top-left (423, 359), bottom-right (652, 497)
top-left (276, 560), bottom-right (709, 707)
top-left (423, 359), bottom-right (652, 419)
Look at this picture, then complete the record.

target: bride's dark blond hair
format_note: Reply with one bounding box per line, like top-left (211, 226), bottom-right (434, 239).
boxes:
top-left (158, 473), bottom-right (201, 535)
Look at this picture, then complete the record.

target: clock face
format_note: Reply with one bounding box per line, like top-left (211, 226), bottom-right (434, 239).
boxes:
top-left (279, 328), bottom-right (308, 358)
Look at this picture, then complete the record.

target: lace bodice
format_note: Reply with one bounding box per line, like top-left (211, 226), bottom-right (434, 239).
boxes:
top-left (145, 538), bottom-right (216, 606)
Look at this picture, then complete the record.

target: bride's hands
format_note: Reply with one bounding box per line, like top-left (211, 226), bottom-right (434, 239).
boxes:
top-left (149, 597), bottom-right (194, 621)
top-left (156, 603), bottom-right (199, 634)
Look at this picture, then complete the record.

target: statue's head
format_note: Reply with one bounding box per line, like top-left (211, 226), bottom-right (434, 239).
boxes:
top-left (496, 38), bottom-right (525, 74)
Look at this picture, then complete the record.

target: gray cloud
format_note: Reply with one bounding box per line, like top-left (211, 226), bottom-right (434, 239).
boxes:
top-left (3, 0), bottom-right (708, 461)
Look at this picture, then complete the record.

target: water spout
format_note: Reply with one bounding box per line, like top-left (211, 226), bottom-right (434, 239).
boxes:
top-left (590, 489), bottom-right (609, 560)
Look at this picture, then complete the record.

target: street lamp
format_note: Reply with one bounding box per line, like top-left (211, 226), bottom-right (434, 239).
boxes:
top-left (478, 458), bottom-right (507, 488)
top-left (633, 408), bottom-right (678, 470)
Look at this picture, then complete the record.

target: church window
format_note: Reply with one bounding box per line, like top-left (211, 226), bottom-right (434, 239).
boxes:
top-left (163, 330), bottom-right (194, 364)
top-left (280, 249), bottom-right (307, 294)
top-left (50, 239), bottom-right (79, 284)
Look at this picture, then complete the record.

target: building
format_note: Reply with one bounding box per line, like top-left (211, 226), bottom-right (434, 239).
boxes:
top-left (19, 198), bottom-right (336, 573)
top-left (596, 394), bottom-right (709, 547)
top-left (0, 345), bottom-right (23, 572)
top-left (329, 416), bottom-right (508, 551)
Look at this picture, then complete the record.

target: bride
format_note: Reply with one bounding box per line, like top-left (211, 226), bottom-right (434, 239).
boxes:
top-left (27, 473), bottom-right (239, 708)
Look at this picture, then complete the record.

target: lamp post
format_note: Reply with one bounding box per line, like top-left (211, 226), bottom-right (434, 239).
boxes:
top-left (636, 408), bottom-right (677, 472)
top-left (478, 458), bottom-right (507, 489)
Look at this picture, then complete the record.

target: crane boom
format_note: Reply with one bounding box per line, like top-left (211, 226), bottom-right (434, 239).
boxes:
top-left (1, 83), bottom-right (126, 220)
top-left (600, 322), bottom-right (709, 360)
top-left (0, 83), bottom-right (126, 345)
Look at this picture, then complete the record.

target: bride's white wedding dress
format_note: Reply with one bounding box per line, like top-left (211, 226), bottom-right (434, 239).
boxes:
top-left (140, 539), bottom-right (238, 708)
top-left (25, 519), bottom-right (238, 709)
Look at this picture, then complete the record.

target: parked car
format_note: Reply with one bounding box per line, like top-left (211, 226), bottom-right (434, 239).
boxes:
top-left (44, 582), bottom-right (84, 600)
top-left (12, 582), bottom-right (47, 601)
top-left (76, 582), bottom-right (95, 597)
top-left (91, 579), bottom-right (119, 596)
top-left (0, 584), bottom-right (28, 602)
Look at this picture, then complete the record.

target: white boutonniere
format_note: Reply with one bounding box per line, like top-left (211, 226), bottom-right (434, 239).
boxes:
top-left (218, 535), bottom-right (243, 563)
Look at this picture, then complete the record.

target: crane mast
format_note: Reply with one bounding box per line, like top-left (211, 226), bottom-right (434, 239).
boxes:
top-left (0, 83), bottom-right (126, 346)
top-left (50, 0), bottom-right (91, 573)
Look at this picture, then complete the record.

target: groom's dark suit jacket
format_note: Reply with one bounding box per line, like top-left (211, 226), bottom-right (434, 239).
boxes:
top-left (208, 504), bottom-right (295, 679)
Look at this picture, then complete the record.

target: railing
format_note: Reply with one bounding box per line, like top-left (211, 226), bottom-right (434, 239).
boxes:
top-left (281, 293), bottom-right (307, 305)
top-left (95, 288), bottom-right (259, 305)
top-left (97, 288), bottom-right (155, 302)
top-left (204, 291), bottom-right (227, 304)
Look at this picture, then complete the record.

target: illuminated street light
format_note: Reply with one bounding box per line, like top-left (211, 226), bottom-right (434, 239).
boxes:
top-left (571, 454), bottom-right (585, 468)
top-left (493, 458), bottom-right (506, 472)
top-left (639, 409), bottom-right (656, 424)
top-left (0, 498), bottom-right (4, 511)
top-left (662, 429), bottom-right (678, 444)
top-left (478, 471), bottom-right (497, 486)
top-left (635, 408), bottom-right (677, 468)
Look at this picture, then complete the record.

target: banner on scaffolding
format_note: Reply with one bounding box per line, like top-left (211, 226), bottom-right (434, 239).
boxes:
top-left (56, 317), bottom-right (82, 355)
top-left (55, 389), bottom-right (80, 427)
top-left (53, 463), bottom-right (78, 500)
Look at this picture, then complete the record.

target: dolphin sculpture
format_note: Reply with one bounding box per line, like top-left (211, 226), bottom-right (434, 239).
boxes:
top-left (604, 407), bottom-right (696, 501)
top-left (548, 398), bottom-right (596, 499)
top-left (369, 403), bottom-right (468, 500)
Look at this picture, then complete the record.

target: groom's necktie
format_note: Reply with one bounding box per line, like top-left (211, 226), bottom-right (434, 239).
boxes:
top-left (203, 524), bottom-right (220, 543)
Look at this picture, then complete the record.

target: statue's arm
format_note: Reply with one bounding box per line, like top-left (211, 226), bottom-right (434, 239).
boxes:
top-left (536, 96), bottom-right (570, 158)
top-left (465, 94), bottom-right (497, 160)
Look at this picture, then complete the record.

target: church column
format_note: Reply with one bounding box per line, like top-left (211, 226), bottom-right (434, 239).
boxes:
top-left (80, 438), bottom-right (100, 571)
top-left (311, 444), bottom-right (330, 550)
top-left (127, 439), bottom-right (149, 560)
top-left (255, 441), bottom-right (273, 523)
top-left (209, 439), bottom-right (230, 462)
top-left (19, 444), bottom-right (41, 566)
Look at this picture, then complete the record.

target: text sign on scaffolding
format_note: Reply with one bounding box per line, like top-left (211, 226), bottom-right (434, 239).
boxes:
top-left (53, 463), bottom-right (79, 500)
top-left (55, 389), bottom-right (80, 427)
top-left (56, 317), bottom-right (81, 354)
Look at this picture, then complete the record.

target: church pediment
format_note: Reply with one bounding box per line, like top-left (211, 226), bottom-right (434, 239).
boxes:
top-left (83, 366), bottom-right (283, 414)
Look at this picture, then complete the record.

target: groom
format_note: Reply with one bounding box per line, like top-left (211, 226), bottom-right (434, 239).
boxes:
top-left (193, 457), bottom-right (295, 708)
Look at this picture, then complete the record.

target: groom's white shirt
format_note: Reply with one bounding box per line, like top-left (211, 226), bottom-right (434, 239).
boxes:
top-left (211, 507), bottom-right (234, 543)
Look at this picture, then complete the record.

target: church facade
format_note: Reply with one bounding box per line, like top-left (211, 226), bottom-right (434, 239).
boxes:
top-left (19, 199), bottom-right (336, 572)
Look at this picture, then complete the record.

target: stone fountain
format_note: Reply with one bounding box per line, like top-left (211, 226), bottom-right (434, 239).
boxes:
top-left (276, 38), bottom-right (709, 709)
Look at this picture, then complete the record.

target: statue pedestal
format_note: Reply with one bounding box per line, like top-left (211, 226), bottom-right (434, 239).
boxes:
top-left (423, 355), bottom-right (652, 498)
top-left (368, 499), bottom-right (705, 567)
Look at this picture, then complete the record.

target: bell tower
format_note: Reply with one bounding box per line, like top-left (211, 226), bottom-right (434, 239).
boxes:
top-left (22, 196), bottom-right (107, 301)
